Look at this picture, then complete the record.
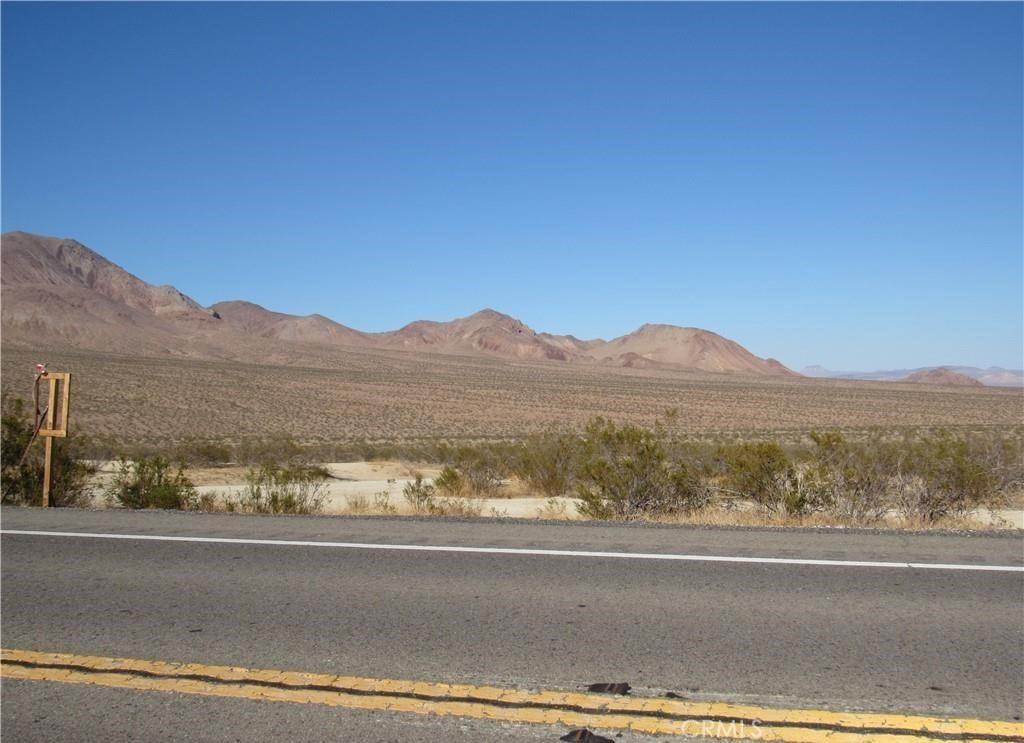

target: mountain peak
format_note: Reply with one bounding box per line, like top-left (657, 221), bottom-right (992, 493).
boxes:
top-left (903, 368), bottom-right (984, 387)
top-left (1, 230), bottom-right (215, 319)
top-left (470, 307), bottom-right (509, 320)
top-left (604, 322), bottom-right (795, 376)
top-left (1, 232), bottom-right (798, 377)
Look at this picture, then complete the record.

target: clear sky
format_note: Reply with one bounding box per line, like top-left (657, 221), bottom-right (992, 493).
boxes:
top-left (2, 2), bottom-right (1021, 371)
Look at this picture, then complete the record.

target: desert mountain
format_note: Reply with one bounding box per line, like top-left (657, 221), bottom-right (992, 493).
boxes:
top-left (1, 231), bottom-right (224, 356)
top-left (210, 300), bottom-right (371, 346)
top-left (595, 324), bottom-right (794, 376)
top-left (377, 308), bottom-right (581, 362)
top-left (802, 364), bottom-right (1021, 388)
top-left (2, 231), bottom-right (794, 375)
top-left (1, 231), bottom-right (214, 321)
top-left (536, 332), bottom-right (606, 356)
top-left (902, 368), bottom-right (984, 387)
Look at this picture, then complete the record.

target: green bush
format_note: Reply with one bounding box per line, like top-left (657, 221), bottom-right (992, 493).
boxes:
top-left (575, 417), bottom-right (709, 519)
top-left (804, 432), bottom-right (890, 524)
top-left (513, 427), bottom-right (579, 497)
top-left (719, 441), bottom-right (798, 514)
top-left (451, 446), bottom-right (505, 496)
top-left (433, 465), bottom-right (464, 496)
top-left (104, 455), bottom-right (197, 510)
top-left (1, 394), bottom-right (94, 507)
top-left (233, 463), bottom-right (328, 514)
top-left (894, 431), bottom-right (1001, 522)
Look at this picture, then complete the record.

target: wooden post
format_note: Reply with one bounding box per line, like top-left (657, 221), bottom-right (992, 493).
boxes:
top-left (41, 376), bottom-right (58, 507)
top-left (37, 372), bottom-right (70, 507)
top-left (42, 438), bottom-right (54, 507)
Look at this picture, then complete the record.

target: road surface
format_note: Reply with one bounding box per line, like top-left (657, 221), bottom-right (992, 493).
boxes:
top-left (2, 507), bottom-right (1022, 741)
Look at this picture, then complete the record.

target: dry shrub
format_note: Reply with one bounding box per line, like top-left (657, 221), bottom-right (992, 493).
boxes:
top-left (232, 463), bottom-right (328, 514)
top-left (513, 427), bottom-right (579, 497)
top-left (451, 446), bottom-right (506, 496)
top-left (402, 474), bottom-right (436, 513)
top-left (1, 394), bottom-right (95, 507)
top-left (717, 441), bottom-right (801, 514)
top-left (433, 465), bottom-right (465, 496)
top-left (402, 473), bottom-right (483, 516)
top-left (891, 431), bottom-right (1004, 522)
top-left (104, 456), bottom-right (197, 510)
top-left (575, 417), bottom-right (710, 519)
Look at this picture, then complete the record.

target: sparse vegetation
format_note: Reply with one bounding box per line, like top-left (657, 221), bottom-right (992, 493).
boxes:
top-left (718, 441), bottom-right (800, 514)
top-left (235, 434), bottom-right (308, 466)
top-left (802, 432), bottom-right (891, 524)
top-left (402, 474), bottom-right (437, 513)
top-left (172, 436), bottom-right (233, 466)
top-left (433, 465), bottom-right (464, 496)
top-left (450, 446), bottom-right (506, 496)
top-left (513, 427), bottom-right (579, 497)
top-left (373, 489), bottom-right (397, 515)
top-left (890, 432), bottom-right (1004, 522)
top-left (104, 455), bottom-right (197, 510)
top-left (344, 492), bottom-right (371, 514)
top-left (575, 417), bottom-right (710, 519)
top-left (536, 497), bottom-right (569, 519)
top-left (231, 463), bottom-right (328, 514)
top-left (1, 393), bottom-right (94, 507)
top-left (5, 347), bottom-right (1018, 450)
top-left (1, 345), bottom-right (1019, 529)
top-left (400, 472), bottom-right (486, 516)
top-left (352, 420), bottom-right (1020, 525)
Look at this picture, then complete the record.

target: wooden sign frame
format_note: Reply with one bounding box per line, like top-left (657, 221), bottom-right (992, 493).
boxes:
top-left (37, 372), bottom-right (71, 507)
top-left (38, 372), bottom-right (71, 438)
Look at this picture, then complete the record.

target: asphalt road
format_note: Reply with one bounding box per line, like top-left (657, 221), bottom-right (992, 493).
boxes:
top-left (2, 508), bottom-right (1022, 741)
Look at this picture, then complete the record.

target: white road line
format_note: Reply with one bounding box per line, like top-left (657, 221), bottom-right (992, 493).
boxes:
top-left (3, 529), bottom-right (1023, 572)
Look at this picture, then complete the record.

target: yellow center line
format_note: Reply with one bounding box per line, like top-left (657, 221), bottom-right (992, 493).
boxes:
top-left (2, 649), bottom-right (1021, 742)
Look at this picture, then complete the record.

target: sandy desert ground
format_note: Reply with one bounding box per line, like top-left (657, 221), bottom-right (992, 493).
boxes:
top-left (3, 347), bottom-right (1021, 447)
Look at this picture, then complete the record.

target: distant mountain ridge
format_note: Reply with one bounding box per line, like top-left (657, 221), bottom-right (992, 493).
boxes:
top-left (0, 231), bottom-right (226, 357)
top-left (375, 307), bottom-right (578, 362)
top-left (595, 323), bottom-right (791, 376)
top-left (802, 364), bottom-right (1023, 388)
top-left (210, 300), bottom-right (372, 346)
top-left (0, 230), bottom-right (947, 381)
top-left (902, 368), bottom-right (984, 387)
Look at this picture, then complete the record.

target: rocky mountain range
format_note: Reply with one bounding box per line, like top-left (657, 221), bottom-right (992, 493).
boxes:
top-left (4, 231), bottom-right (1010, 386)
top-left (0, 232), bottom-right (796, 376)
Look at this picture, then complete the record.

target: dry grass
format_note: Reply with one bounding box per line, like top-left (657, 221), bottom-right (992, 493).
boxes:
top-left (3, 346), bottom-right (1020, 450)
top-left (650, 507), bottom-right (999, 530)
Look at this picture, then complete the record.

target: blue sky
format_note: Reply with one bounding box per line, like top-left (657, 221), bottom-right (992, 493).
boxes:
top-left (3, 2), bottom-right (1021, 371)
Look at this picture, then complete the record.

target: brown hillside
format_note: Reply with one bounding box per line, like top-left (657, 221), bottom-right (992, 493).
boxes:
top-left (1, 231), bottom-right (223, 356)
top-left (903, 368), bottom-right (985, 387)
top-left (210, 300), bottom-right (371, 346)
top-left (536, 332), bottom-right (606, 356)
top-left (377, 309), bottom-right (578, 362)
top-left (2, 231), bottom-right (794, 376)
top-left (598, 324), bottom-right (797, 376)
top-left (1, 231), bottom-right (215, 322)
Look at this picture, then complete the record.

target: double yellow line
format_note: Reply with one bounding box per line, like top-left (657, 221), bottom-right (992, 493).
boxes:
top-left (3, 649), bottom-right (1021, 742)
